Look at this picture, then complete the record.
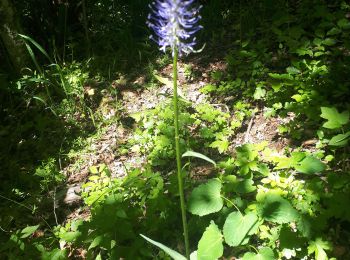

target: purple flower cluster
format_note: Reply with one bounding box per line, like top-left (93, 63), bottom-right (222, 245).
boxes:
top-left (147, 0), bottom-right (203, 56)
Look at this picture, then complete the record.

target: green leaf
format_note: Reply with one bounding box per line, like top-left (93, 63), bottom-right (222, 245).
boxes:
top-left (89, 165), bottom-right (99, 174)
top-left (223, 211), bottom-right (259, 247)
top-left (337, 18), bottom-right (350, 30)
top-left (182, 151), bottom-right (216, 166)
top-left (21, 225), bottom-right (40, 238)
top-left (197, 221), bottom-right (223, 260)
top-left (322, 38), bottom-right (337, 46)
top-left (41, 248), bottom-right (67, 260)
top-left (60, 231), bottom-right (82, 242)
top-left (234, 178), bottom-right (256, 194)
top-left (328, 132), bottom-right (350, 146)
top-left (257, 194), bottom-right (298, 224)
top-left (327, 27), bottom-right (341, 36)
top-left (154, 74), bottom-right (172, 87)
top-left (294, 156), bottom-right (326, 174)
top-left (89, 235), bottom-right (104, 250)
top-left (209, 140), bottom-right (229, 154)
top-left (308, 238), bottom-right (331, 260)
top-left (188, 179), bottom-right (223, 216)
top-left (18, 34), bottom-right (53, 63)
top-left (140, 234), bottom-right (186, 260)
top-left (254, 86), bottom-right (266, 100)
top-left (320, 107), bottom-right (349, 129)
top-left (242, 247), bottom-right (275, 260)
top-left (286, 67), bottom-right (301, 74)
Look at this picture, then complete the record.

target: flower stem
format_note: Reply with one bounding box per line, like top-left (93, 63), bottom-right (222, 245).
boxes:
top-left (173, 49), bottom-right (190, 259)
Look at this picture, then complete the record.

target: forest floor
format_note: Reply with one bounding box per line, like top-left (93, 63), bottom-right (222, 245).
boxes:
top-left (60, 56), bottom-right (296, 224)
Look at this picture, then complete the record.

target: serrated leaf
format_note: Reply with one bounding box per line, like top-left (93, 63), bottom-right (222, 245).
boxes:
top-left (188, 179), bottom-right (223, 216)
top-left (223, 211), bottom-right (259, 247)
top-left (197, 221), bottom-right (223, 260)
top-left (320, 107), bottom-right (349, 129)
top-left (182, 151), bottom-right (216, 166)
top-left (242, 247), bottom-right (275, 260)
top-left (210, 140), bottom-right (229, 154)
top-left (257, 194), bottom-right (298, 224)
top-left (254, 86), bottom-right (266, 100)
top-left (21, 225), bottom-right (40, 238)
top-left (294, 156), bottom-right (326, 174)
top-left (329, 132), bottom-right (350, 146)
top-left (140, 234), bottom-right (186, 260)
top-left (308, 238), bottom-right (331, 260)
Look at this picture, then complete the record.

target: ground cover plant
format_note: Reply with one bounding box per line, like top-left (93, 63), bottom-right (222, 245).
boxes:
top-left (0, 0), bottom-right (350, 259)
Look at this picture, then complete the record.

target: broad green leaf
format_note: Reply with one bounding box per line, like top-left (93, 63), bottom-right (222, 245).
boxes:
top-left (257, 194), bottom-right (298, 224)
top-left (327, 27), bottom-right (341, 36)
top-left (197, 221), bottom-right (223, 260)
top-left (234, 178), bottom-right (256, 194)
top-left (320, 107), bottom-right (349, 129)
top-left (268, 73), bottom-right (294, 81)
top-left (60, 231), bottom-right (82, 242)
top-left (223, 211), bottom-right (259, 247)
top-left (182, 151), bottom-right (216, 166)
top-left (308, 238), bottom-right (331, 260)
top-left (188, 179), bottom-right (223, 216)
top-left (337, 18), bottom-right (350, 30)
top-left (322, 38), bottom-right (336, 46)
top-left (140, 234), bottom-right (186, 260)
top-left (40, 248), bottom-right (67, 260)
top-left (89, 235), bottom-right (104, 250)
top-left (328, 132), bottom-right (350, 146)
top-left (297, 215), bottom-right (313, 239)
top-left (21, 225), bottom-right (40, 238)
top-left (286, 67), bottom-right (300, 74)
top-left (242, 247), bottom-right (275, 260)
top-left (294, 156), bottom-right (326, 174)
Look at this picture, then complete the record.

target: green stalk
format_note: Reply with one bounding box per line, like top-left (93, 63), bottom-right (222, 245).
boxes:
top-left (173, 48), bottom-right (190, 259)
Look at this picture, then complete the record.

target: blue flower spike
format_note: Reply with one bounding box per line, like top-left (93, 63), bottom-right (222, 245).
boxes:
top-left (147, 0), bottom-right (203, 57)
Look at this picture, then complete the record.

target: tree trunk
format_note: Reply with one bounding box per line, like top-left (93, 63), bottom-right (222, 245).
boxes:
top-left (0, 0), bottom-right (29, 75)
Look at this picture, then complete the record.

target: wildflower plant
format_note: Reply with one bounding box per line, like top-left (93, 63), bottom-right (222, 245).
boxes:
top-left (142, 0), bottom-right (203, 259)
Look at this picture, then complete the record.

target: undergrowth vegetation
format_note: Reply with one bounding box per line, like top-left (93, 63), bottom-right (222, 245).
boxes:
top-left (0, 0), bottom-right (350, 259)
